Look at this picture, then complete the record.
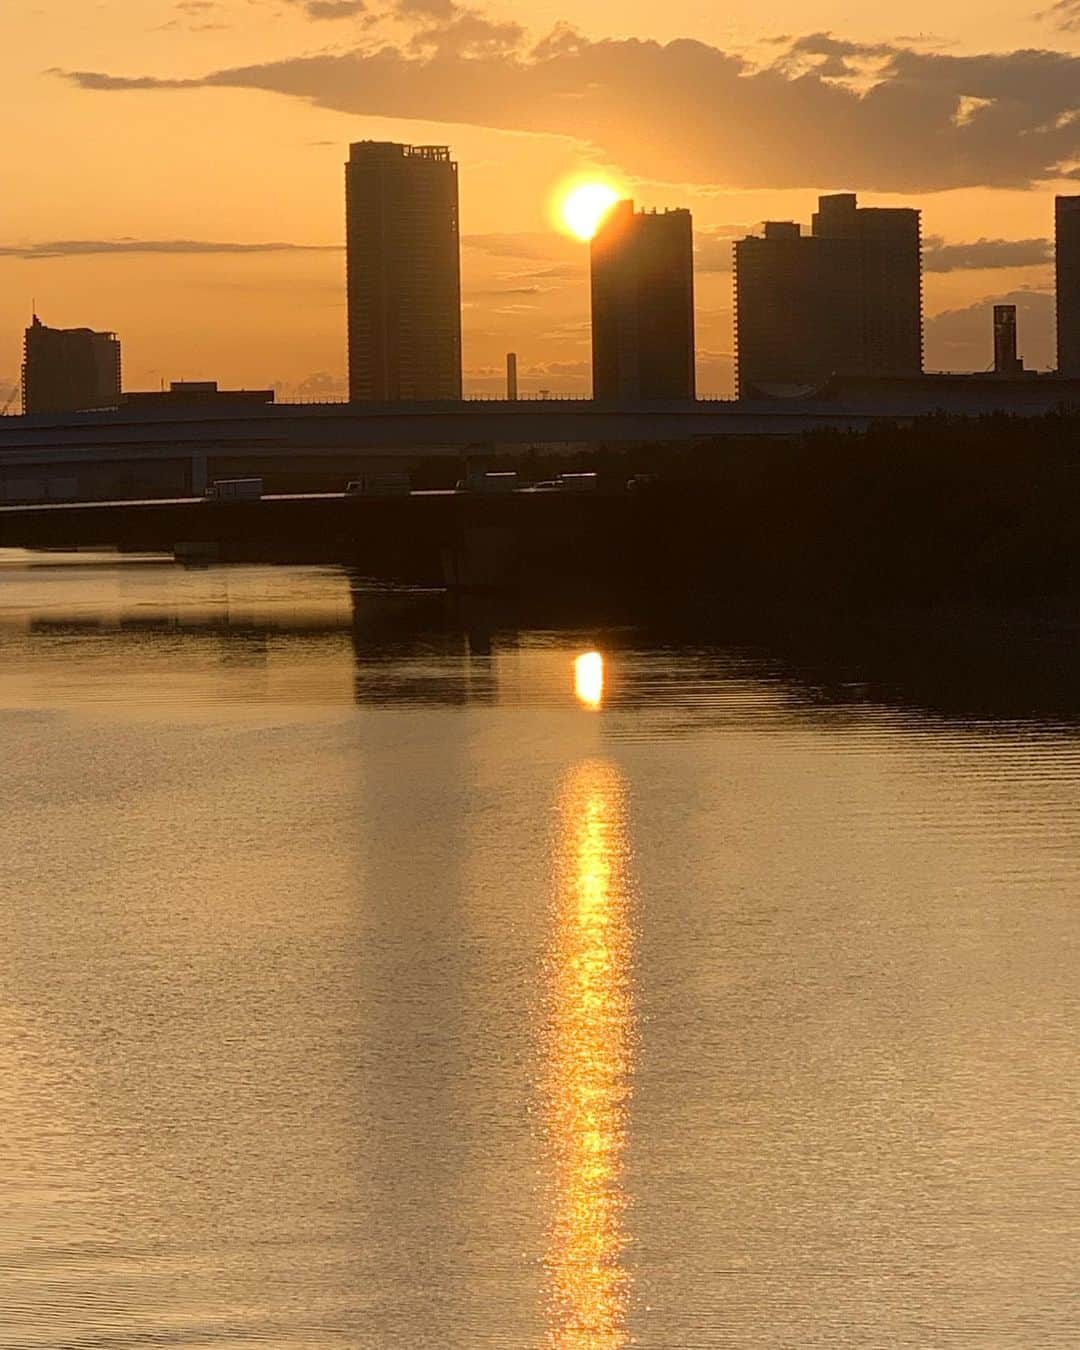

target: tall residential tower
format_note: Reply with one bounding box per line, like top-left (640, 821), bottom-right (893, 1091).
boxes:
top-left (993, 305), bottom-right (1023, 376)
top-left (346, 142), bottom-right (462, 402)
top-left (591, 201), bottom-right (696, 402)
top-left (1056, 195), bottom-right (1080, 377)
top-left (22, 316), bottom-right (121, 415)
top-left (734, 193), bottom-right (922, 396)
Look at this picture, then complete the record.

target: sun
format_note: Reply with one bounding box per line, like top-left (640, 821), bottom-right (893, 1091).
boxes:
top-left (558, 182), bottom-right (622, 241)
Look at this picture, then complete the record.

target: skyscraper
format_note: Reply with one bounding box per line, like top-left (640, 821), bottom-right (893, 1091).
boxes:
top-left (346, 141), bottom-right (462, 402)
top-left (22, 316), bottom-right (121, 415)
top-left (1056, 195), bottom-right (1080, 377)
top-left (993, 305), bottom-right (1023, 376)
top-left (591, 201), bottom-right (696, 402)
top-left (734, 193), bottom-right (922, 396)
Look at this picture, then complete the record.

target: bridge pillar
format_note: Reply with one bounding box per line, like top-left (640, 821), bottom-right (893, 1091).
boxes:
top-left (440, 525), bottom-right (517, 591)
top-left (190, 453), bottom-right (208, 497)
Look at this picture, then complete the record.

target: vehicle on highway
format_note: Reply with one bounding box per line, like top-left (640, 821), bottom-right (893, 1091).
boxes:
top-left (204, 477), bottom-right (263, 502)
top-left (457, 471), bottom-right (519, 493)
top-left (346, 473), bottom-right (411, 497)
top-left (554, 472), bottom-right (600, 492)
top-left (520, 473), bottom-right (601, 492)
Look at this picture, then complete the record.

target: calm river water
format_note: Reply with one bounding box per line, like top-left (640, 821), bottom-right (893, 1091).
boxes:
top-left (2, 553), bottom-right (1080, 1349)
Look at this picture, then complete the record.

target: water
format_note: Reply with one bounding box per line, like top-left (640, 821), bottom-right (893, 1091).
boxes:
top-left (3, 553), bottom-right (1080, 1348)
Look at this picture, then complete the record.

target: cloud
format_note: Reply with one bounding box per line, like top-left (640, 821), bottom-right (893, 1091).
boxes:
top-left (292, 370), bottom-right (348, 397)
top-left (467, 225), bottom-right (746, 278)
top-left (469, 285), bottom-right (544, 297)
top-left (774, 31), bottom-right (897, 79)
top-left (396, 0), bottom-right (457, 15)
top-left (0, 239), bottom-right (341, 259)
top-left (171, 0), bottom-right (366, 23)
top-left (160, 0), bottom-right (228, 31)
top-left (922, 236), bottom-right (1054, 271)
top-left (925, 288), bottom-right (1055, 371)
top-left (56, 27), bottom-right (1080, 193)
top-left (1037, 0), bottom-right (1080, 32)
top-left (303, 0), bottom-right (366, 16)
top-left (463, 232), bottom-right (580, 261)
top-left (391, 0), bottom-right (522, 54)
top-left (407, 11), bottom-right (524, 56)
top-left (462, 355), bottom-right (591, 395)
top-left (695, 225), bottom-right (749, 273)
top-left (523, 359), bottom-right (591, 377)
top-left (463, 231), bottom-right (587, 286)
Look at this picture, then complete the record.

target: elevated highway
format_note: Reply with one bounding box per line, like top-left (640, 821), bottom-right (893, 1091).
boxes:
top-left (2, 377), bottom-right (1074, 507)
top-left (0, 399), bottom-right (874, 505)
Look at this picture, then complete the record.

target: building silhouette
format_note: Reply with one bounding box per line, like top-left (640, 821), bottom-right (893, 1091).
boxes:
top-left (22, 315), bottom-right (121, 415)
top-left (346, 141), bottom-right (462, 403)
top-left (591, 201), bottom-right (696, 402)
top-left (735, 193), bottom-right (922, 397)
top-left (1056, 195), bottom-right (1080, 378)
top-left (124, 381), bottom-right (275, 408)
top-left (993, 305), bottom-right (1024, 376)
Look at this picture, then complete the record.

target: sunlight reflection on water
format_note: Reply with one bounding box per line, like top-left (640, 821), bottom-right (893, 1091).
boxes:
top-left (3, 559), bottom-right (1080, 1348)
top-left (544, 760), bottom-right (634, 1348)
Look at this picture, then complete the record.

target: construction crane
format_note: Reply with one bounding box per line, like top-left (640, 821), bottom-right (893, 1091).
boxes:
top-left (1, 383), bottom-right (19, 415)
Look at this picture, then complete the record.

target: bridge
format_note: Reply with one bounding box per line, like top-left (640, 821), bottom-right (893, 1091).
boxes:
top-left (2, 381), bottom-right (1076, 506)
top-left (0, 398), bottom-right (879, 504)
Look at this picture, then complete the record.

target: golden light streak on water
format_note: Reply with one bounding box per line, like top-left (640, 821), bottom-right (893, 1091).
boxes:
top-left (543, 759), bottom-right (634, 1350)
top-left (574, 652), bottom-right (605, 710)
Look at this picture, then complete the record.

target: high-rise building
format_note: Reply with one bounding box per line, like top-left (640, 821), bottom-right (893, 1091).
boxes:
top-left (346, 141), bottom-right (462, 402)
top-left (591, 200), bottom-right (696, 402)
top-left (1056, 195), bottom-right (1080, 377)
top-left (734, 221), bottom-right (845, 395)
top-left (993, 305), bottom-right (1023, 376)
top-left (22, 315), bottom-right (121, 415)
top-left (734, 193), bottom-right (922, 396)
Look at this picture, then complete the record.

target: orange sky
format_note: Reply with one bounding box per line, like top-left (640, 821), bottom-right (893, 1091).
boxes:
top-left (2, 0), bottom-right (1077, 399)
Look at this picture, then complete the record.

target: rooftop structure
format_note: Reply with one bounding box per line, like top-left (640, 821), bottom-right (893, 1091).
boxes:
top-left (124, 381), bottom-right (275, 408)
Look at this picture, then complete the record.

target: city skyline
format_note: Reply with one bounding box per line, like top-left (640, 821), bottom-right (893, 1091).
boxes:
top-left (15, 177), bottom-right (1080, 413)
top-left (1, 1), bottom-right (1078, 398)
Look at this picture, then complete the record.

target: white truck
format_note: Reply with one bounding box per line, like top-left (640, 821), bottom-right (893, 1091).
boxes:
top-left (458, 471), bottom-right (519, 494)
top-left (345, 473), bottom-right (411, 497)
top-left (204, 478), bottom-right (263, 502)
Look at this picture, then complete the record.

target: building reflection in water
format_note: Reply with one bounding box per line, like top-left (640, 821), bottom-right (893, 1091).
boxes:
top-left (543, 753), bottom-right (635, 1349)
